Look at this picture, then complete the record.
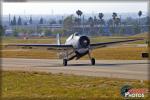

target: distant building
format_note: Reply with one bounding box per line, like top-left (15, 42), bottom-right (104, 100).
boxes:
top-left (38, 24), bottom-right (63, 30)
top-left (5, 29), bottom-right (13, 36)
top-left (10, 24), bottom-right (63, 32)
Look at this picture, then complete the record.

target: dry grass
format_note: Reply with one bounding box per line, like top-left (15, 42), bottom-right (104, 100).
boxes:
top-left (1, 47), bottom-right (147, 60)
top-left (2, 71), bottom-right (149, 99)
top-left (131, 32), bottom-right (149, 38)
top-left (1, 35), bottom-right (148, 60)
top-left (90, 47), bottom-right (147, 60)
top-left (1, 49), bottom-right (58, 59)
top-left (2, 35), bottom-right (146, 45)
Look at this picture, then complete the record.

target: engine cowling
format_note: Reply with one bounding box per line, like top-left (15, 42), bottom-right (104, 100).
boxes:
top-left (79, 36), bottom-right (90, 48)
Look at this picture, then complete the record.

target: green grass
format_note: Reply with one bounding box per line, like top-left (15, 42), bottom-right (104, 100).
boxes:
top-left (2, 71), bottom-right (149, 100)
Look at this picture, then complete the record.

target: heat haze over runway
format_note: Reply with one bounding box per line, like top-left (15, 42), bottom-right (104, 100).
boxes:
top-left (1, 58), bottom-right (149, 80)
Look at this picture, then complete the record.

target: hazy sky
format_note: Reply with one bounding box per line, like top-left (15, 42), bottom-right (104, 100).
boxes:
top-left (2, 1), bottom-right (148, 15)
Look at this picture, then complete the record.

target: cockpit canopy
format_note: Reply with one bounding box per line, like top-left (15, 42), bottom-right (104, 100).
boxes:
top-left (74, 32), bottom-right (79, 36)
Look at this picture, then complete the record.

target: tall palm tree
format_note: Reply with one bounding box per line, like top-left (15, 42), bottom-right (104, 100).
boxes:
top-left (112, 12), bottom-right (118, 25)
top-left (76, 10), bottom-right (83, 22)
top-left (112, 12), bottom-right (117, 20)
top-left (138, 10), bottom-right (142, 25)
top-left (98, 13), bottom-right (104, 25)
top-left (112, 12), bottom-right (118, 34)
top-left (138, 10), bottom-right (142, 33)
top-left (76, 10), bottom-right (83, 17)
top-left (76, 10), bottom-right (83, 33)
top-left (98, 13), bottom-right (104, 35)
top-left (98, 13), bottom-right (104, 20)
top-left (76, 10), bottom-right (82, 21)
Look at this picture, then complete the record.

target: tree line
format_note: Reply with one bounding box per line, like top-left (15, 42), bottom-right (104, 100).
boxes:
top-left (63, 10), bottom-right (145, 36)
top-left (10, 16), bottom-right (60, 26)
top-left (10, 16), bottom-right (33, 26)
top-left (3, 10), bottom-right (149, 37)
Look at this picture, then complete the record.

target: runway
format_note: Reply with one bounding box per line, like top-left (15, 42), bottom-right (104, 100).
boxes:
top-left (1, 58), bottom-right (149, 80)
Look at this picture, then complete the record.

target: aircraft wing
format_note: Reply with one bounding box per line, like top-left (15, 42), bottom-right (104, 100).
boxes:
top-left (90, 38), bottom-right (143, 49)
top-left (7, 44), bottom-right (73, 50)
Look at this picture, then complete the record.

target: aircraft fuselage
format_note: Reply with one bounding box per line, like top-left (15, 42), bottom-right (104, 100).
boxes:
top-left (65, 33), bottom-right (90, 57)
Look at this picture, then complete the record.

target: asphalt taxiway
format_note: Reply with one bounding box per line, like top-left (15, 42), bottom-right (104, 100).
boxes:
top-left (1, 58), bottom-right (149, 80)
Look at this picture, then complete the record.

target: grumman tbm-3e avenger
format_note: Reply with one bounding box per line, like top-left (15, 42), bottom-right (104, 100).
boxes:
top-left (8, 32), bottom-right (144, 66)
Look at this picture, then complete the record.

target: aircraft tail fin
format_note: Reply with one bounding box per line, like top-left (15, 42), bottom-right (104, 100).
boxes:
top-left (56, 33), bottom-right (61, 45)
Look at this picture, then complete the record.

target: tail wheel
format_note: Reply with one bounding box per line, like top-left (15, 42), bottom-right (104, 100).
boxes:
top-left (91, 58), bottom-right (95, 65)
top-left (63, 59), bottom-right (67, 66)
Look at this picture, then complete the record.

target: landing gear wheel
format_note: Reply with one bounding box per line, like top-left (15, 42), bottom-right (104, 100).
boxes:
top-left (91, 58), bottom-right (95, 65)
top-left (63, 59), bottom-right (67, 66)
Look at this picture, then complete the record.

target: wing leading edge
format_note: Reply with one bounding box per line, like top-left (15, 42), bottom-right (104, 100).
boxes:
top-left (7, 38), bottom-right (143, 50)
top-left (8, 44), bottom-right (73, 50)
top-left (90, 38), bottom-right (143, 49)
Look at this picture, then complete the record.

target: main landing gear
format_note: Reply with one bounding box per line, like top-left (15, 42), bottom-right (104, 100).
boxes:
top-left (63, 58), bottom-right (95, 66)
top-left (63, 59), bottom-right (67, 66)
top-left (63, 51), bottom-right (95, 66)
top-left (91, 58), bottom-right (95, 65)
top-left (88, 53), bottom-right (95, 65)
